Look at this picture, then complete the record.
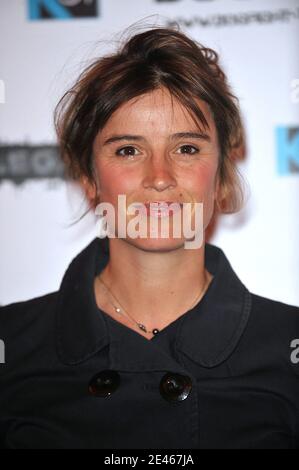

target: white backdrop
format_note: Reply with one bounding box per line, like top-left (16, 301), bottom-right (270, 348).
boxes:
top-left (0, 0), bottom-right (298, 306)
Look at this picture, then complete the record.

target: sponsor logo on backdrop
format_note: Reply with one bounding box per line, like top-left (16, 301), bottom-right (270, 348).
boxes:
top-left (27, 0), bottom-right (99, 21)
top-left (276, 127), bottom-right (299, 175)
top-left (0, 145), bottom-right (64, 185)
top-left (155, 3), bottom-right (299, 29)
top-left (156, 0), bottom-right (249, 2)
top-left (156, 0), bottom-right (215, 2)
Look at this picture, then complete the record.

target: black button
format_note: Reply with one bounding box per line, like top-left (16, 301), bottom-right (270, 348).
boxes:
top-left (160, 373), bottom-right (192, 402)
top-left (88, 370), bottom-right (120, 398)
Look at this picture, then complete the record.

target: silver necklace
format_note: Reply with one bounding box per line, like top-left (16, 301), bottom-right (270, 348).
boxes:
top-left (96, 273), bottom-right (210, 337)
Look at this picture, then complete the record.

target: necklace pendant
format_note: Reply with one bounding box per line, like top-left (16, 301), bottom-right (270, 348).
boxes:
top-left (152, 329), bottom-right (160, 336)
top-left (138, 323), bottom-right (147, 333)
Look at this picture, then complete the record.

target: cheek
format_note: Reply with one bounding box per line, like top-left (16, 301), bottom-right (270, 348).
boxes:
top-left (97, 165), bottom-right (135, 202)
top-left (189, 163), bottom-right (218, 231)
top-left (190, 163), bottom-right (218, 200)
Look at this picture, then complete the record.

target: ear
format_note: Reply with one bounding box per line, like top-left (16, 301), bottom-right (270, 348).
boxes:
top-left (214, 172), bottom-right (229, 213)
top-left (80, 176), bottom-right (98, 209)
top-left (214, 174), bottom-right (220, 199)
top-left (213, 168), bottom-right (223, 203)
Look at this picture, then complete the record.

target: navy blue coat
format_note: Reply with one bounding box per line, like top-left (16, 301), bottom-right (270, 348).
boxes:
top-left (0, 237), bottom-right (299, 449)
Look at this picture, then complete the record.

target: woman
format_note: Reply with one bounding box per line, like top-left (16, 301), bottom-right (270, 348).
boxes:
top-left (0, 26), bottom-right (298, 450)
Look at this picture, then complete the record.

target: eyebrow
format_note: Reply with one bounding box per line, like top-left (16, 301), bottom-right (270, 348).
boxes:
top-left (103, 132), bottom-right (211, 146)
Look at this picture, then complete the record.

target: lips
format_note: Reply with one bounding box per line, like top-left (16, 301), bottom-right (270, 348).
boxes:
top-left (132, 201), bottom-right (183, 218)
top-left (144, 201), bottom-right (183, 208)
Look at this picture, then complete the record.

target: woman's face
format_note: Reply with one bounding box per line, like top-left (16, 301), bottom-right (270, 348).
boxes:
top-left (89, 87), bottom-right (220, 251)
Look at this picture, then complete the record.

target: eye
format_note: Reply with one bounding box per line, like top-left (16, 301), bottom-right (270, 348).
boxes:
top-left (115, 146), bottom-right (140, 157)
top-left (114, 144), bottom-right (199, 158)
top-left (176, 145), bottom-right (200, 155)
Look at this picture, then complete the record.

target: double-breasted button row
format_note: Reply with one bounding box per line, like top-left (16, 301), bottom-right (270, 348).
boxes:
top-left (88, 370), bottom-right (192, 402)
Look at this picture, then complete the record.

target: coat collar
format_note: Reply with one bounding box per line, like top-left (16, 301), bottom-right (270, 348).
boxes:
top-left (56, 237), bottom-right (252, 369)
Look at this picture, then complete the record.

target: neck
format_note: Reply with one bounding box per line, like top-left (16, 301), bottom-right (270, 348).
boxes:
top-left (96, 237), bottom-right (212, 330)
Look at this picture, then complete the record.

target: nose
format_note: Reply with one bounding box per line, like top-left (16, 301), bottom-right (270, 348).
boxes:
top-left (142, 157), bottom-right (177, 192)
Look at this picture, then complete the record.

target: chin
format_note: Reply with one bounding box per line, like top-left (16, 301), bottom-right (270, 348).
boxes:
top-left (124, 235), bottom-right (187, 253)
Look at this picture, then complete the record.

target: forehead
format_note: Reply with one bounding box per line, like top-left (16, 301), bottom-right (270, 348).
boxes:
top-left (100, 87), bottom-right (216, 137)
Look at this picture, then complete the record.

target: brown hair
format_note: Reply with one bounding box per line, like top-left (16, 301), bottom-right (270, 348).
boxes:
top-left (54, 24), bottom-right (246, 216)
